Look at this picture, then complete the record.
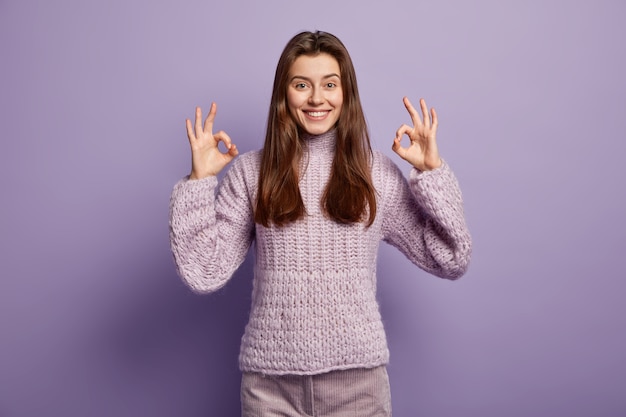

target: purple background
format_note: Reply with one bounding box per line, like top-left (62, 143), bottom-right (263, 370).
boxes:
top-left (1, 1), bottom-right (625, 416)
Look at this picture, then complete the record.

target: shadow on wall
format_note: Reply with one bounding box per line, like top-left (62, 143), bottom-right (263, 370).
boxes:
top-left (68, 227), bottom-right (432, 416)
top-left (88, 247), bottom-right (255, 416)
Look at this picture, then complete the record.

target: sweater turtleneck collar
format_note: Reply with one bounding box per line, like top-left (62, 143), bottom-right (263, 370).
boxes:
top-left (301, 129), bottom-right (336, 154)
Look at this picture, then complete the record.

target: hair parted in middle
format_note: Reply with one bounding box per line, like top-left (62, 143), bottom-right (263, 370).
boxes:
top-left (254, 30), bottom-right (377, 227)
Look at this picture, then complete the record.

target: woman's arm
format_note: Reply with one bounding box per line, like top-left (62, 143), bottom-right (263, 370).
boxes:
top-left (383, 97), bottom-right (471, 278)
top-left (380, 156), bottom-right (471, 279)
top-left (168, 104), bottom-right (254, 293)
top-left (169, 157), bottom-right (256, 293)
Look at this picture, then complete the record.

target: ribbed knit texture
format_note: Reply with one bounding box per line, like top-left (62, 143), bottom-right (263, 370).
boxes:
top-left (241, 366), bottom-right (392, 416)
top-left (169, 130), bottom-right (471, 375)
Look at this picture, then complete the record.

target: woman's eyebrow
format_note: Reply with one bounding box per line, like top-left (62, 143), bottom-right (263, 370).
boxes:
top-left (290, 73), bottom-right (341, 82)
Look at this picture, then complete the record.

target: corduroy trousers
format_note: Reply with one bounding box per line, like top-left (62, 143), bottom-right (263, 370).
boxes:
top-left (241, 366), bottom-right (392, 417)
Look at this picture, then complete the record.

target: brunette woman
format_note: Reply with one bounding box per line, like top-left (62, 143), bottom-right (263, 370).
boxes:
top-left (169, 30), bottom-right (471, 417)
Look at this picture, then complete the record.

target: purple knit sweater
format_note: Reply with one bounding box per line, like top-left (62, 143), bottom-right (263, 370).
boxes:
top-left (169, 130), bottom-right (471, 375)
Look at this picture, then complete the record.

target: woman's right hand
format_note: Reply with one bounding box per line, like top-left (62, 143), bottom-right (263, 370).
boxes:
top-left (186, 102), bottom-right (238, 179)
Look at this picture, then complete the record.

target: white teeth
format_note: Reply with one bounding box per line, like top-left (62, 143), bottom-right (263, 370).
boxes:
top-left (307, 111), bottom-right (327, 117)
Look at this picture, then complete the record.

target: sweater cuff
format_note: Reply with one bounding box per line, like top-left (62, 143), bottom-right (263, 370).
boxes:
top-left (173, 175), bottom-right (218, 193)
top-left (409, 159), bottom-right (450, 182)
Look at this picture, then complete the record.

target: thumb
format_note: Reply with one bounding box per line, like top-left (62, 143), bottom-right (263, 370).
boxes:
top-left (391, 138), bottom-right (406, 157)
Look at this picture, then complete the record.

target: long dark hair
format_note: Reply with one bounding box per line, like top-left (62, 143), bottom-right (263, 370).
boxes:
top-left (254, 31), bottom-right (376, 227)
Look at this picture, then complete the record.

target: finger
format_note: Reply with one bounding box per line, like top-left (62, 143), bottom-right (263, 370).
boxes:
top-left (214, 130), bottom-right (233, 151)
top-left (395, 124), bottom-right (413, 140)
top-left (194, 106), bottom-right (203, 138)
top-left (185, 118), bottom-right (195, 143)
top-left (228, 143), bottom-right (239, 157)
top-left (391, 137), bottom-right (407, 158)
top-left (431, 107), bottom-right (438, 130)
top-left (403, 97), bottom-right (423, 127)
top-left (203, 102), bottom-right (217, 133)
top-left (391, 137), bottom-right (402, 152)
top-left (420, 98), bottom-right (431, 128)
top-left (215, 131), bottom-right (238, 160)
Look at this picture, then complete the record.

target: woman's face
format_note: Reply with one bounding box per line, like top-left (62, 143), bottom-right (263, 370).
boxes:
top-left (286, 53), bottom-right (343, 136)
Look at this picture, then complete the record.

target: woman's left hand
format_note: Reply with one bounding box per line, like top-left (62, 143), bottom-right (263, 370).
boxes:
top-left (392, 97), bottom-right (442, 171)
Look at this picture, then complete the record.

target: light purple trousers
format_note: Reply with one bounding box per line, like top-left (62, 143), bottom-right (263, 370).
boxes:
top-left (241, 366), bottom-right (392, 417)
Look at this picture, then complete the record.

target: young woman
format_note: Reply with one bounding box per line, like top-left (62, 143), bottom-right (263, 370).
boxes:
top-left (169, 31), bottom-right (471, 417)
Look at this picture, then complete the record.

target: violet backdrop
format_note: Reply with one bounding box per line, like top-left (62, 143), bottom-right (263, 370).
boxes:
top-left (1, 1), bottom-right (625, 416)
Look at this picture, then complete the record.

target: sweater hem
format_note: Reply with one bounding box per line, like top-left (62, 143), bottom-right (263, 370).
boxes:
top-left (239, 358), bottom-right (389, 376)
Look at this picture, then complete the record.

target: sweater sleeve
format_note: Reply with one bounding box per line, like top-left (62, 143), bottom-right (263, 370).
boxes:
top-left (380, 157), bottom-right (472, 279)
top-left (168, 156), bottom-right (256, 293)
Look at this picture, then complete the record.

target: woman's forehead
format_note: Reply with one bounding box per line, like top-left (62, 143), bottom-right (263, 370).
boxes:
top-left (289, 53), bottom-right (341, 78)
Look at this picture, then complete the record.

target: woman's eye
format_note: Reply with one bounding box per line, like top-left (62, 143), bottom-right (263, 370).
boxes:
top-left (326, 83), bottom-right (336, 88)
top-left (295, 83), bottom-right (307, 89)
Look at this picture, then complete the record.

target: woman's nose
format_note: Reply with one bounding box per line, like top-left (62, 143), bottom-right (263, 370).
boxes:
top-left (308, 88), bottom-right (323, 105)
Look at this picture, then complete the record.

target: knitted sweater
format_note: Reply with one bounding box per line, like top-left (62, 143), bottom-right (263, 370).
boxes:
top-left (169, 130), bottom-right (471, 375)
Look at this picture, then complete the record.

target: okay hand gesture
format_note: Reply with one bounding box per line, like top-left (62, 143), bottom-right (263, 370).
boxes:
top-left (392, 97), bottom-right (442, 171)
top-left (186, 103), bottom-right (238, 179)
